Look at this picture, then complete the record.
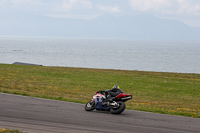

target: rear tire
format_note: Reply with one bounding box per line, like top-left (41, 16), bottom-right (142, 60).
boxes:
top-left (85, 100), bottom-right (95, 111)
top-left (110, 101), bottom-right (125, 114)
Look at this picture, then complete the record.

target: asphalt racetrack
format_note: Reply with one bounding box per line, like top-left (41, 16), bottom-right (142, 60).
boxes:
top-left (0, 93), bottom-right (200, 133)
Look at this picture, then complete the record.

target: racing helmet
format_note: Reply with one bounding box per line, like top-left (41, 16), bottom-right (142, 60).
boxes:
top-left (112, 85), bottom-right (123, 93)
top-left (113, 85), bottom-right (120, 89)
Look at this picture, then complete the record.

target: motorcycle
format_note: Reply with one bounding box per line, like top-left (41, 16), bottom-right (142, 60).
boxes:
top-left (85, 91), bottom-right (132, 114)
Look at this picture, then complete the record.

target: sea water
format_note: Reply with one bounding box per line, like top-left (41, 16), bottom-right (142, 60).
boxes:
top-left (0, 36), bottom-right (199, 74)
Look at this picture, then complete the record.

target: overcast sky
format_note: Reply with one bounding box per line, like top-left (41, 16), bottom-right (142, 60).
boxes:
top-left (1, 0), bottom-right (200, 27)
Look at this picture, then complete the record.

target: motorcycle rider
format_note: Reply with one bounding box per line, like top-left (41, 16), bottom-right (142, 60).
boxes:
top-left (98, 85), bottom-right (123, 102)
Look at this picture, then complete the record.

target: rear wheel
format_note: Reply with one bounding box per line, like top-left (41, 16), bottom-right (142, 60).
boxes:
top-left (110, 101), bottom-right (125, 114)
top-left (85, 100), bottom-right (95, 111)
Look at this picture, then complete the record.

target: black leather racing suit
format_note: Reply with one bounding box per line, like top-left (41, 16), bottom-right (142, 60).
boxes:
top-left (101, 88), bottom-right (123, 101)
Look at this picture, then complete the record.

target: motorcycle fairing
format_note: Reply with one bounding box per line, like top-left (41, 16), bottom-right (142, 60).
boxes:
top-left (94, 98), bottom-right (109, 110)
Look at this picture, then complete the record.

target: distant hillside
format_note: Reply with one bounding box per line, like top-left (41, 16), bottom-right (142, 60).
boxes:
top-left (1, 14), bottom-right (200, 41)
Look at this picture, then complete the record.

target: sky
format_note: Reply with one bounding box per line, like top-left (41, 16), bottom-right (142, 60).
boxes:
top-left (0, 0), bottom-right (200, 40)
top-left (0, 0), bottom-right (200, 27)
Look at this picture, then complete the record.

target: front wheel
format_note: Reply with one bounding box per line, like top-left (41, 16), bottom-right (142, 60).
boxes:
top-left (85, 100), bottom-right (95, 111)
top-left (110, 101), bottom-right (125, 114)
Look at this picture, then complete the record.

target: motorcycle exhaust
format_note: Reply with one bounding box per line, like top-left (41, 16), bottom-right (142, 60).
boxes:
top-left (121, 96), bottom-right (132, 100)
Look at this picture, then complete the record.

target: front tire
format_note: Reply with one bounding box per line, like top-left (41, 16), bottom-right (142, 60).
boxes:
top-left (85, 100), bottom-right (95, 111)
top-left (110, 101), bottom-right (125, 114)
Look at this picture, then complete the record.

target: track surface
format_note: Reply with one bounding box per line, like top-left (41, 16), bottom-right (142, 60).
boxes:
top-left (0, 93), bottom-right (200, 133)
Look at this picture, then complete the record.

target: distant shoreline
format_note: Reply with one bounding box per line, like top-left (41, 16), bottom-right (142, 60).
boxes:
top-left (3, 62), bottom-right (199, 75)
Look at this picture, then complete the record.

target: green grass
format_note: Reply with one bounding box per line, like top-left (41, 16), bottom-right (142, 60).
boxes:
top-left (0, 64), bottom-right (200, 118)
top-left (0, 128), bottom-right (25, 133)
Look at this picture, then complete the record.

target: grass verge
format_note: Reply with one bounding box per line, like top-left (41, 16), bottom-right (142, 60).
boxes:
top-left (0, 64), bottom-right (200, 118)
top-left (0, 128), bottom-right (26, 133)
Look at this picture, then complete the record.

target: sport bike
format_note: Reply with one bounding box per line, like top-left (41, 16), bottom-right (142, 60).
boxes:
top-left (85, 91), bottom-right (132, 114)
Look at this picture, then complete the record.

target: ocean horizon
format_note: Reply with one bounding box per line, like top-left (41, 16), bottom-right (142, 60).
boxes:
top-left (0, 36), bottom-right (200, 74)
